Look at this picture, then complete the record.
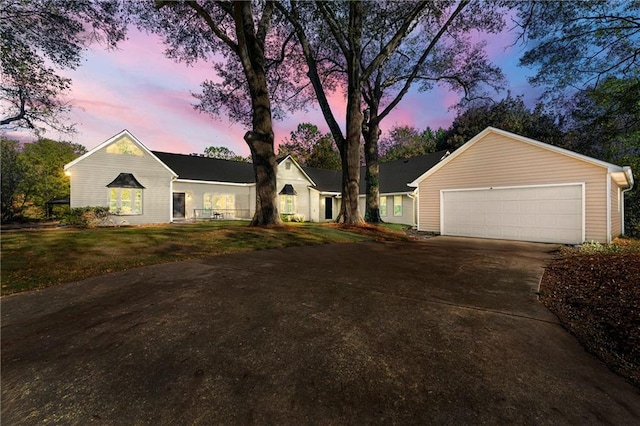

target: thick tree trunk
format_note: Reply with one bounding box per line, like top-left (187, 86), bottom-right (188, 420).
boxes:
top-left (234, 1), bottom-right (281, 227)
top-left (364, 119), bottom-right (382, 223)
top-left (335, 1), bottom-right (364, 225)
top-left (246, 131), bottom-right (280, 226)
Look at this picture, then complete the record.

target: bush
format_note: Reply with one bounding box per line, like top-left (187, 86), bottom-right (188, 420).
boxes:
top-left (281, 213), bottom-right (305, 223)
top-left (62, 206), bottom-right (111, 228)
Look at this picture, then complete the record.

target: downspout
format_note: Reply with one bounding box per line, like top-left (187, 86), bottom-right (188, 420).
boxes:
top-left (407, 191), bottom-right (417, 228)
top-left (621, 166), bottom-right (635, 236)
top-left (607, 173), bottom-right (612, 243)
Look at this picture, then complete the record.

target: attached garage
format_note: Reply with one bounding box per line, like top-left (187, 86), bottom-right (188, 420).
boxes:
top-left (410, 127), bottom-right (634, 244)
top-left (441, 184), bottom-right (584, 244)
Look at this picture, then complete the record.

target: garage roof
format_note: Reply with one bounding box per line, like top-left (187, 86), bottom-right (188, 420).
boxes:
top-left (409, 127), bottom-right (634, 188)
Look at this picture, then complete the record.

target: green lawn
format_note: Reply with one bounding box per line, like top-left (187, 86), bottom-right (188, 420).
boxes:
top-left (1, 221), bottom-right (410, 294)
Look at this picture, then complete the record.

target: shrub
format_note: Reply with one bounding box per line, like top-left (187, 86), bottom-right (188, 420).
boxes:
top-left (62, 206), bottom-right (111, 228)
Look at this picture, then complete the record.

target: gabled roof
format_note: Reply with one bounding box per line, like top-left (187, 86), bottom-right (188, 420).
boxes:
top-left (301, 151), bottom-right (449, 195)
top-left (278, 155), bottom-right (316, 186)
top-left (409, 127), bottom-right (633, 187)
top-left (302, 167), bottom-right (342, 193)
top-left (153, 151), bottom-right (255, 184)
top-left (64, 130), bottom-right (177, 177)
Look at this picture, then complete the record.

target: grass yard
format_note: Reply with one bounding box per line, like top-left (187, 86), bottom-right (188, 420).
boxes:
top-left (1, 221), bottom-right (410, 295)
top-left (539, 238), bottom-right (640, 388)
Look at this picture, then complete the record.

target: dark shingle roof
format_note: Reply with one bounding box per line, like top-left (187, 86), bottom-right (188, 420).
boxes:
top-left (364, 150), bottom-right (449, 193)
top-left (302, 167), bottom-right (342, 192)
top-left (152, 150), bottom-right (448, 194)
top-left (106, 172), bottom-right (146, 188)
top-left (152, 151), bottom-right (255, 183)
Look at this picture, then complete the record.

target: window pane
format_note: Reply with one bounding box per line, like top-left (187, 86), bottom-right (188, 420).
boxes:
top-left (109, 189), bottom-right (118, 212)
top-left (380, 196), bottom-right (387, 216)
top-left (394, 195), bottom-right (402, 216)
top-left (133, 189), bottom-right (142, 214)
top-left (203, 193), bottom-right (213, 210)
top-left (120, 189), bottom-right (132, 214)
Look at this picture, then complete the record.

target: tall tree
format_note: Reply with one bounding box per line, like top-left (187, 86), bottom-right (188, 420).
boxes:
top-left (0, 138), bottom-right (86, 220)
top-left (278, 1), bottom-right (430, 224)
top-left (379, 125), bottom-right (443, 162)
top-left (359, 0), bottom-right (505, 222)
top-left (277, 123), bottom-right (340, 170)
top-left (565, 77), bottom-right (640, 236)
top-left (443, 94), bottom-right (565, 150)
top-left (1, 138), bottom-right (26, 221)
top-left (515, 1), bottom-right (640, 101)
top-left (135, 1), bottom-right (303, 226)
top-left (1, 0), bottom-right (127, 134)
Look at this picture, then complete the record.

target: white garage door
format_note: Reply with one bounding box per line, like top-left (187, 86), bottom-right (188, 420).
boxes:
top-left (441, 184), bottom-right (584, 244)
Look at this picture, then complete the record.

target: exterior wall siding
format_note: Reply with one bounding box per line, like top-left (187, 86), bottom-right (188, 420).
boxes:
top-left (611, 175), bottom-right (622, 238)
top-left (172, 181), bottom-right (253, 220)
top-left (417, 133), bottom-right (609, 242)
top-left (277, 159), bottom-right (313, 220)
top-left (67, 134), bottom-right (174, 225)
top-left (366, 194), bottom-right (415, 225)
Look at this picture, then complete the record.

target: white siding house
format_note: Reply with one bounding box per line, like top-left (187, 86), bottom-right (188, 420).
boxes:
top-left (65, 130), bottom-right (451, 227)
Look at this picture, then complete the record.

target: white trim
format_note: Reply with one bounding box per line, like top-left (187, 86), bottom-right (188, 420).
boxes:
top-left (440, 182), bottom-right (586, 244)
top-left (409, 127), bottom-right (628, 187)
top-left (278, 155), bottom-right (316, 186)
top-left (170, 179), bottom-right (175, 222)
top-left (358, 191), bottom-right (415, 198)
top-left (175, 178), bottom-right (255, 187)
top-left (64, 129), bottom-right (178, 178)
top-left (606, 173), bottom-right (612, 243)
top-left (582, 184), bottom-right (587, 243)
top-left (439, 182), bottom-right (585, 192)
top-left (439, 191), bottom-right (444, 235)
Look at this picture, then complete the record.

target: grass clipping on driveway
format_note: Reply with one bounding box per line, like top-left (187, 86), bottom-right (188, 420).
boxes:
top-left (1, 221), bottom-right (410, 295)
top-left (539, 239), bottom-right (640, 388)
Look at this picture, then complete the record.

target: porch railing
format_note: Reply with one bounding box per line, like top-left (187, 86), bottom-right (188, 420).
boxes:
top-left (192, 209), bottom-right (252, 222)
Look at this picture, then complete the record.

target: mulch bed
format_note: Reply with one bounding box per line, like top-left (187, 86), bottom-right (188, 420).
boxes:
top-left (540, 251), bottom-right (640, 388)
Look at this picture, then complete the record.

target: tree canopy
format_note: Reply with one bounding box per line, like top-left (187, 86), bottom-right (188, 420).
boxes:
top-left (515, 1), bottom-right (640, 98)
top-left (443, 94), bottom-right (565, 150)
top-left (277, 123), bottom-right (340, 170)
top-left (379, 125), bottom-right (445, 162)
top-left (1, 0), bottom-right (127, 134)
top-left (1, 138), bottom-right (86, 221)
top-left (204, 146), bottom-right (247, 162)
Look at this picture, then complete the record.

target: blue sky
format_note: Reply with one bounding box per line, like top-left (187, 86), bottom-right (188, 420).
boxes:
top-left (5, 24), bottom-right (541, 157)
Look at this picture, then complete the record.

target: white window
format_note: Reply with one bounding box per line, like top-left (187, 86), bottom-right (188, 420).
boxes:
top-left (393, 195), bottom-right (402, 217)
top-left (110, 188), bottom-right (142, 215)
top-left (280, 195), bottom-right (296, 214)
top-left (106, 138), bottom-right (143, 156)
top-left (380, 196), bottom-right (387, 216)
top-left (204, 194), bottom-right (235, 211)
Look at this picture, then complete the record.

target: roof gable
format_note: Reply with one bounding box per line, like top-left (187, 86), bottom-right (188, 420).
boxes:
top-left (278, 155), bottom-right (316, 186)
top-left (64, 130), bottom-right (177, 177)
top-left (409, 127), bottom-right (628, 187)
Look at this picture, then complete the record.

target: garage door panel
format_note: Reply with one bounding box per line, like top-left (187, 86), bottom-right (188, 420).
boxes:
top-left (442, 185), bottom-right (583, 244)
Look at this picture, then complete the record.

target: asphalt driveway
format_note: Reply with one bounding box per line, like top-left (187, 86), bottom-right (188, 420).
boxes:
top-left (2, 236), bottom-right (639, 424)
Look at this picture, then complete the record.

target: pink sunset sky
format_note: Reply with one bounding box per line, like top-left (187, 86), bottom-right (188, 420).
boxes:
top-left (3, 26), bottom-right (539, 157)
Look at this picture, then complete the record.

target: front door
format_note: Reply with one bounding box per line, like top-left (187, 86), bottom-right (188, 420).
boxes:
top-left (173, 193), bottom-right (186, 219)
top-left (324, 197), bottom-right (333, 220)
